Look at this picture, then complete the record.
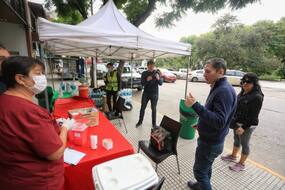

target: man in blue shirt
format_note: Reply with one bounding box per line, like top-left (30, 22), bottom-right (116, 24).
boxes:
top-left (136, 60), bottom-right (163, 128)
top-left (185, 58), bottom-right (237, 190)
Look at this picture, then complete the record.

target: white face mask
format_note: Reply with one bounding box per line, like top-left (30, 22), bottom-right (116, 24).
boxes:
top-left (29, 74), bottom-right (47, 94)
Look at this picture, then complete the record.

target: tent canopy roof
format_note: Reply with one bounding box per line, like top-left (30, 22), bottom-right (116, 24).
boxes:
top-left (37, 0), bottom-right (191, 60)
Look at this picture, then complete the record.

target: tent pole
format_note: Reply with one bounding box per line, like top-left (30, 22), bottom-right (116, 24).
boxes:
top-left (93, 55), bottom-right (97, 88)
top-left (184, 56), bottom-right (191, 99)
top-left (48, 52), bottom-right (55, 90)
top-left (130, 53), bottom-right (134, 89)
top-left (95, 52), bottom-right (98, 88)
top-left (40, 43), bottom-right (50, 112)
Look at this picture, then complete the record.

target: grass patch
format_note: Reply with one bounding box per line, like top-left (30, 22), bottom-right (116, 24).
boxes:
top-left (260, 74), bottom-right (281, 81)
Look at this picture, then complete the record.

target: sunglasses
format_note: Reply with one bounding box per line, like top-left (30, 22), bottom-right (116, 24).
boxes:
top-left (240, 79), bottom-right (253, 85)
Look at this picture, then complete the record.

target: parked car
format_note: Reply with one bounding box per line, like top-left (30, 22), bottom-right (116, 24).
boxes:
top-left (121, 65), bottom-right (143, 91)
top-left (189, 69), bottom-right (206, 82)
top-left (171, 68), bottom-right (191, 79)
top-left (137, 66), bottom-right (147, 74)
top-left (225, 70), bottom-right (245, 86)
top-left (159, 68), bottom-right (177, 83)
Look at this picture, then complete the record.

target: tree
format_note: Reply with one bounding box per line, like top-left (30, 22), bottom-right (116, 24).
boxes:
top-left (166, 14), bottom-right (284, 77)
top-left (45, 0), bottom-right (260, 27)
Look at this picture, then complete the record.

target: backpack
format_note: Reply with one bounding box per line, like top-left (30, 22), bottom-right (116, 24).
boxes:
top-left (150, 127), bottom-right (172, 152)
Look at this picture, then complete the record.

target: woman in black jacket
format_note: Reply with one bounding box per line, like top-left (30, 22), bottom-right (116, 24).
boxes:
top-left (221, 72), bottom-right (264, 172)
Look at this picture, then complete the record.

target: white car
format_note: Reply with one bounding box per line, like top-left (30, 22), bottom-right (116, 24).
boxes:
top-left (225, 70), bottom-right (245, 86)
top-left (121, 65), bottom-right (143, 90)
top-left (189, 70), bottom-right (206, 82)
top-left (171, 68), bottom-right (191, 79)
top-left (137, 66), bottom-right (147, 74)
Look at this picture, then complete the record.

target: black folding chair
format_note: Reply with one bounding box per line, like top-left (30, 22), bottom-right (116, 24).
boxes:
top-left (138, 115), bottom-right (181, 174)
top-left (104, 96), bottom-right (128, 133)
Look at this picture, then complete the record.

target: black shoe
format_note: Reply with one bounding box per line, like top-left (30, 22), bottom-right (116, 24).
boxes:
top-left (136, 121), bottom-right (142, 128)
top-left (187, 181), bottom-right (202, 190)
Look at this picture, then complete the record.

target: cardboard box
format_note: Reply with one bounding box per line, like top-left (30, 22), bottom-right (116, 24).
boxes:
top-left (68, 107), bottom-right (99, 127)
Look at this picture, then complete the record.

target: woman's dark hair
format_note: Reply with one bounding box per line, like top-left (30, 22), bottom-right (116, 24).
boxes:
top-left (240, 72), bottom-right (263, 95)
top-left (0, 56), bottom-right (45, 89)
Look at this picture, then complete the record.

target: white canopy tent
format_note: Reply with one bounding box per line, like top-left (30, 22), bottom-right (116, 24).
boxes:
top-left (37, 0), bottom-right (192, 111)
top-left (37, 0), bottom-right (191, 60)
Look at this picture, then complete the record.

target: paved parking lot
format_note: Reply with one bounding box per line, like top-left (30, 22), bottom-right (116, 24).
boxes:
top-left (131, 80), bottom-right (285, 176)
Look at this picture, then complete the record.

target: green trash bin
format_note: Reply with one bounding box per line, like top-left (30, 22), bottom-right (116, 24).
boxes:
top-left (179, 99), bottom-right (199, 139)
top-left (35, 86), bottom-right (53, 110)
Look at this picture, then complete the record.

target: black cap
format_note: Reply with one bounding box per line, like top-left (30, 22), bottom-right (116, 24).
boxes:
top-left (241, 72), bottom-right (259, 84)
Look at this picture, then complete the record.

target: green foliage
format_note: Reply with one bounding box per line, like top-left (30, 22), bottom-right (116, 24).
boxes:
top-left (45, 0), bottom-right (90, 20)
top-left (275, 64), bottom-right (285, 79)
top-left (122, 0), bottom-right (148, 24)
top-left (158, 15), bottom-right (285, 77)
top-left (45, 0), bottom-right (260, 27)
top-left (52, 11), bottom-right (83, 25)
top-left (155, 56), bottom-right (188, 69)
top-left (259, 74), bottom-right (281, 81)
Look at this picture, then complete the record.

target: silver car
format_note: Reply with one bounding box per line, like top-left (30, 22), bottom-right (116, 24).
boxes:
top-left (189, 70), bottom-right (206, 82)
top-left (225, 70), bottom-right (245, 86)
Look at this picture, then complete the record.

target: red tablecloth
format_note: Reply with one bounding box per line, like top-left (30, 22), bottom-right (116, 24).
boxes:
top-left (53, 96), bottom-right (95, 119)
top-left (53, 97), bottom-right (135, 190)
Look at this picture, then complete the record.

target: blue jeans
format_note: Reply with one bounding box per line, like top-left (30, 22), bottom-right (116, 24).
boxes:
top-left (193, 138), bottom-right (224, 190)
top-left (138, 92), bottom-right (158, 126)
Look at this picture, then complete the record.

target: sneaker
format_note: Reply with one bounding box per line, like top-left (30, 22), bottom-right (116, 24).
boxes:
top-left (187, 181), bottom-right (202, 190)
top-left (229, 163), bottom-right (245, 172)
top-left (221, 154), bottom-right (237, 162)
top-left (135, 121), bottom-right (142, 128)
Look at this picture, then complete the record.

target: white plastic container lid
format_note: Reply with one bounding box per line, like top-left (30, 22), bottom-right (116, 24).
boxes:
top-left (92, 153), bottom-right (158, 190)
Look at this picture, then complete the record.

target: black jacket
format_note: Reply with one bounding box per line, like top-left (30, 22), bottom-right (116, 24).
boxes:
top-left (141, 70), bottom-right (163, 94)
top-left (230, 89), bottom-right (264, 130)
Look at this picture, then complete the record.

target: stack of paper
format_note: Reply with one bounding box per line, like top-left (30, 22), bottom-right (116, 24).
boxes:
top-left (64, 148), bottom-right (86, 165)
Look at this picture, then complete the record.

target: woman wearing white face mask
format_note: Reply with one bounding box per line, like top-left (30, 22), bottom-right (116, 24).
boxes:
top-left (0, 56), bottom-right (69, 190)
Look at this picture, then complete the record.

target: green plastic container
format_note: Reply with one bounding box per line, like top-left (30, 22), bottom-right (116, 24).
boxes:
top-left (179, 99), bottom-right (199, 139)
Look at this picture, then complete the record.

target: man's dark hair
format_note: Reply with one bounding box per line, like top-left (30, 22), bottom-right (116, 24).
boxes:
top-left (107, 62), bottom-right (113, 67)
top-left (147, 60), bottom-right (155, 66)
top-left (0, 56), bottom-right (45, 89)
top-left (206, 58), bottom-right (227, 75)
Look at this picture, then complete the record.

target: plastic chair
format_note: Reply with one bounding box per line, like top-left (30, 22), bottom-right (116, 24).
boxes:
top-left (138, 115), bottom-right (181, 174)
top-left (104, 96), bottom-right (128, 133)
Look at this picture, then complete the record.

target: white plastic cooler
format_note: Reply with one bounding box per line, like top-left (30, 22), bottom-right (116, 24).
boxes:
top-left (92, 153), bottom-right (159, 190)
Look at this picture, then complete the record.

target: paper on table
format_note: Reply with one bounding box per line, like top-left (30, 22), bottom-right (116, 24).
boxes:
top-left (64, 148), bottom-right (86, 165)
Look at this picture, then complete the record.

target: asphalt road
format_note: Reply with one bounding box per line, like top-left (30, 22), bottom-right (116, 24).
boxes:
top-left (131, 80), bottom-right (285, 176)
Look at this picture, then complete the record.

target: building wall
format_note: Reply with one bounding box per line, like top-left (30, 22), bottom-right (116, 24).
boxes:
top-left (0, 22), bottom-right (28, 56)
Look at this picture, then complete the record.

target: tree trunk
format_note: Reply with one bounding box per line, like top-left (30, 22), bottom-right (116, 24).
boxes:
top-left (132, 0), bottom-right (156, 27)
